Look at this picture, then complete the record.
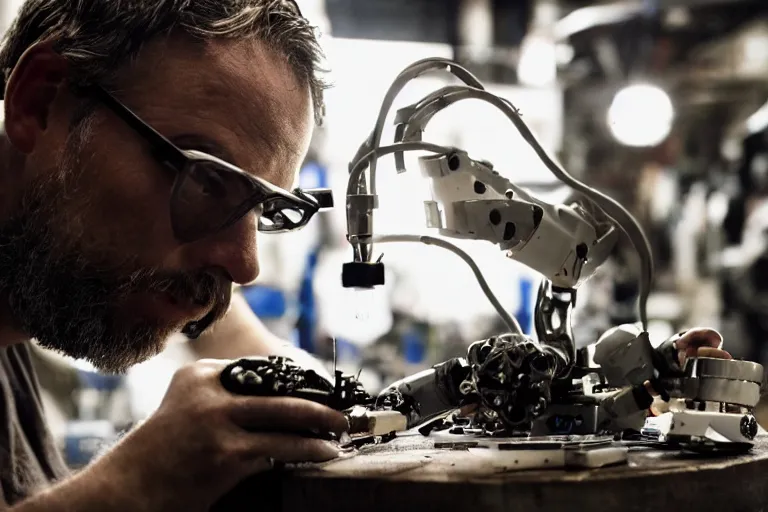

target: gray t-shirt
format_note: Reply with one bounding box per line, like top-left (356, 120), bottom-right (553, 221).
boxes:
top-left (0, 344), bottom-right (70, 507)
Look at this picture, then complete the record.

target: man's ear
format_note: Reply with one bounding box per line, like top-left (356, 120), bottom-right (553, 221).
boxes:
top-left (3, 42), bottom-right (70, 154)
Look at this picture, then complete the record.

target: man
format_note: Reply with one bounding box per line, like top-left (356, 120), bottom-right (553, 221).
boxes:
top-left (0, 1), bottom-right (346, 510)
top-left (0, 0), bottom-right (733, 510)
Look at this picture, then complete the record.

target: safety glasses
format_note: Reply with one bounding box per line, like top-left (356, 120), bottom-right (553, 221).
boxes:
top-left (85, 84), bottom-right (332, 244)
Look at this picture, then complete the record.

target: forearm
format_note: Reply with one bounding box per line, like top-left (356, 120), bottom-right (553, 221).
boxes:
top-left (12, 437), bottom-right (152, 512)
top-left (12, 470), bottom-right (133, 512)
top-left (188, 293), bottom-right (332, 382)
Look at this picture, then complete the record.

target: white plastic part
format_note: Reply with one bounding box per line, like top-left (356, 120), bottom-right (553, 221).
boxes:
top-left (593, 323), bottom-right (655, 387)
top-left (419, 152), bottom-right (608, 289)
top-left (367, 411), bottom-right (409, 435)
top-left (644, 410), bottom-right (757, 445)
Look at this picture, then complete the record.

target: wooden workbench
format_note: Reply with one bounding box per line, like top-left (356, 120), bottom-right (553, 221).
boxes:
top-left (213, 435), bottom-right (768, 512)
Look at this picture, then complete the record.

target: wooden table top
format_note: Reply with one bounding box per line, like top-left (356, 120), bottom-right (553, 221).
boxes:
top-left (214, 435), bottom-right (768, 512)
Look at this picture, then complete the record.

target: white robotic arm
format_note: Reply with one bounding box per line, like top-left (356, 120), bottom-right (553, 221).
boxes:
top-left (343, 57), bottom-right (652, 329)
top-left (417, 149), bottom-right (619, 290)
top-left (338, 58), bottom-right (763, 451)
top-left (222, 58), bottom-right (763, 455)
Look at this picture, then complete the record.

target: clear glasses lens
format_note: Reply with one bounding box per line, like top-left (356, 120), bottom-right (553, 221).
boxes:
top-left (171, 159), bottom-right (313, 241)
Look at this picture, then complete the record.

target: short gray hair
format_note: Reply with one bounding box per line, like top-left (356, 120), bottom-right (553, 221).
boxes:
top-left (0, 0), bottom-right (327, 123)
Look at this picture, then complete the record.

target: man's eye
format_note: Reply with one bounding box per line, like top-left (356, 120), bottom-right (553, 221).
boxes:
top-left (188, 166), bottom-right (228, 198)
top-left (200, 173), bottom-right (227, 197)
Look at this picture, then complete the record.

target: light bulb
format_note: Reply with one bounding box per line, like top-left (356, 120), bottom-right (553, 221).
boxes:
top-left (607, 83), bottom-right (674, 147)
top-left (352, 287), bottom-right (373, 322)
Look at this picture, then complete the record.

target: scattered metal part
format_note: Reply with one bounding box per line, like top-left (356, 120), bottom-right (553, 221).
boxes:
top-left (220, 356), bottom-right (373, 410)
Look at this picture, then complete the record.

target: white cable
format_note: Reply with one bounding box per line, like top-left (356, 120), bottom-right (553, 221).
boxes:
top-left (363, 59), bottom-right (484, 195)
top-left (347, 64), bottom-right (653, 331)
top-left (371, 234), bottom-right (523, 335)
top-left (357, 85), bottom-right (653, 332)
top-left (346, 141), bottom-right (452, 195)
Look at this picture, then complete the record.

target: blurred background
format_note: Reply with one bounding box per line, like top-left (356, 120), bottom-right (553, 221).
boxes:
top-left (2, 0), bottom-right (768, 467)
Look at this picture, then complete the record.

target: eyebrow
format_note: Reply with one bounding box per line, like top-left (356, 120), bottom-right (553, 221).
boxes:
top-left (169, 133), bottom-right (235, 163)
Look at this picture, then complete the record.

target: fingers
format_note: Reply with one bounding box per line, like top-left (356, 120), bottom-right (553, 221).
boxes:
top-left (234, 432), bottom-right (342, 467)
top-left (228, 396), bottom-right (349, 435)
top-left (675, 328), bottom-right (723, 350)
top-left (675, 328), bottom-right (731, 365)
top-left (687, 346), bottom-right (732, 360)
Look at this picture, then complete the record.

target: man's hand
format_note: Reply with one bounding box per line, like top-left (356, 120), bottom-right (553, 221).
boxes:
top-left (129, 359), bottom-right (346, 508)
top-left (647, 327), bottom-right (732, 409)
top-left (19, 360), bottom-right (348, 512)
top-left (674, 327), bottom-right (732, 365)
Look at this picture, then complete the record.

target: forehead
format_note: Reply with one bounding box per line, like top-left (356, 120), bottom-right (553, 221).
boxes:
top-left (123, 35), bottom-right (314, 184)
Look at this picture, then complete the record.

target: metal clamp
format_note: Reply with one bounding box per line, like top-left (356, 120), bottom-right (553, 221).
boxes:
top-left (684, 358), bottom-right (764, 384)
top-left (669, 378), bottom-right (762, 407)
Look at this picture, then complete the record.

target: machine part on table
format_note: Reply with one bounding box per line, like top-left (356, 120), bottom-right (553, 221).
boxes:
top-left (375, 358), bottom-right (470, 429)
top-left (642, 408), bottom-right (758, 453)
top-left (345, 407), bottom-right (408, 439)
top-left (220, 356), bottom-right (373, 411)
top-left (683, 357), bottom-right (764, 383)
top-left (431, 435), bottom-right (628, 470)
top-left (530, 386), bottom-right (653, 436)
top-left (530, 403), bottom-right (604, 436)
top-left (462, 335), bottom-right (558, 429)
top-left (637, 356), bottom-right (764, 451)
top-left (663, 357), bottom-right (763, 408)
top-left (593, 324), bottom-right (656, 387)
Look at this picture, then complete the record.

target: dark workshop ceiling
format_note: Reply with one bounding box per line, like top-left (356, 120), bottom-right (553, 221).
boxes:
top-left (323, 0), bottom-right (768, 169)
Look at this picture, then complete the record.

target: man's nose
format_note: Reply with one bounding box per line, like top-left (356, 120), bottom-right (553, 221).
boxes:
top-left (190, 213), bottom-right (260, 285)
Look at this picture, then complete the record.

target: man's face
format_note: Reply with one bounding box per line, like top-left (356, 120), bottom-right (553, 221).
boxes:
top-left (0, 36), bottom-right (314, 373)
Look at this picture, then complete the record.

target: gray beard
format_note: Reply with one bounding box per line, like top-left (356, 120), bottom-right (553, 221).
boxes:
top-left (0, 202), bottom-right (166, 373)
top-left (0, 148), bottom-right (230, 374)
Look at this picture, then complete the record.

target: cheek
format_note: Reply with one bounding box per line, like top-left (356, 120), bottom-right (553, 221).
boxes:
top-left (67, 137), bottom-right (178, 261)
